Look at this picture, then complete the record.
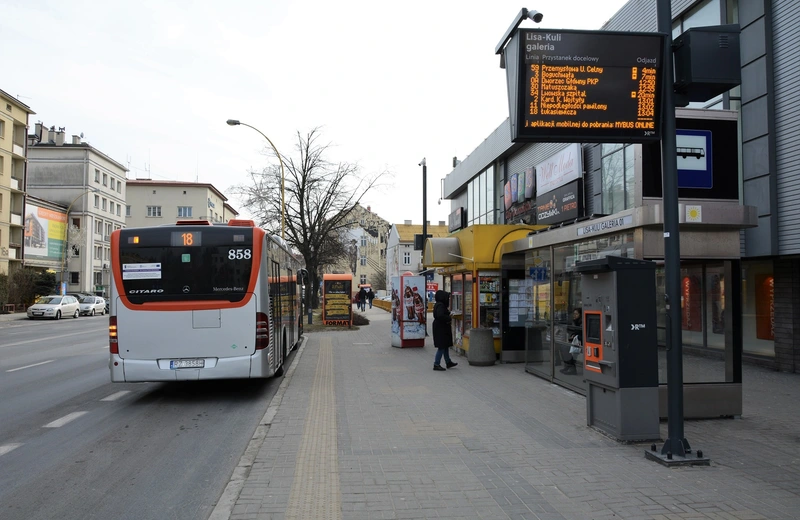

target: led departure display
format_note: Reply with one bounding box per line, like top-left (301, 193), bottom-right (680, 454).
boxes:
top-left (509, 29), bottom-right (664, 142)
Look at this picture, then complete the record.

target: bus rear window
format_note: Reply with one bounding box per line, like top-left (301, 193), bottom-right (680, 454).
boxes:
top-left (118, 227), bottom-right (255, 303)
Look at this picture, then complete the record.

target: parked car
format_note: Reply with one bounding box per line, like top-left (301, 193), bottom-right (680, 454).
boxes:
top-left (27, 295), bottom-right (81, 320)
top-left (79, 296), bottom-right (106, 316)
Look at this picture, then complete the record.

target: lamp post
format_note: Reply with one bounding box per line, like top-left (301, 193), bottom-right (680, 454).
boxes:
top-left (226, 119), bottom-right (286, 239)
top-left (61, 187), bottom-right (97, 294)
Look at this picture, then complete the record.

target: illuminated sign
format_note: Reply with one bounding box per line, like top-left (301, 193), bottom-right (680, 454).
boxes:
top-left (534, 180), bottom-right (581, 226)
top-left (171, 231), bottom-right (202, 247)
top-left (506, 29), bottom-right (664, 143)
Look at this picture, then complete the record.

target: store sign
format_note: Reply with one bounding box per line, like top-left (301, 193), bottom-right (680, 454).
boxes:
top-left (448, 207), bottom-right (466, 232)
top-left (576, 214), bottom-right (633, 236)
top-left (535, 180), bottom-right (581, 226)
top-left (536, 143), bottom-right (583, 194)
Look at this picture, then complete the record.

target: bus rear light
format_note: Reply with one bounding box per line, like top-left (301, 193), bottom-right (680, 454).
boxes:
top-left (256, 312), bottom-right (269, 350)
top-left (109, 316), bottom-right (119, 354)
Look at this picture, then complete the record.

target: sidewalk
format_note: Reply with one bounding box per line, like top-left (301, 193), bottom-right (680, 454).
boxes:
top-left (233, 307), bottom-right (799, 519)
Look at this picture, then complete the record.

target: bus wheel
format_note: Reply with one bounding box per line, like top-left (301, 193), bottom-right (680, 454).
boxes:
top-left (275, 362), bottom-right (284, 377)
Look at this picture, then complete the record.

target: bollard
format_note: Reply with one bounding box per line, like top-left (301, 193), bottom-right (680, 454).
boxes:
top-left (308, 309), bottom-right (313, 325)
top-left (468, 328), bottom-right (496, 366)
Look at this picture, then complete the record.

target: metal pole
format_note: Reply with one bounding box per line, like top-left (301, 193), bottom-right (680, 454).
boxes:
top-left (421, 158), bottom-right (427, 255)
top-left (657, 0), bottom-right (690, 458)
top-left (227, 120), bottom-right (285, 239)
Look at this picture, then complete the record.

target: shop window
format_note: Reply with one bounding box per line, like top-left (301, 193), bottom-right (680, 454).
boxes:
top-left (741, 260), bottom-right (775, 357)
top-left (468, 165), bottom-right (495, 225)
top-left (69, 272), bottom-right (79, 284)
top-left (601, 143), bottom-right (635, 215)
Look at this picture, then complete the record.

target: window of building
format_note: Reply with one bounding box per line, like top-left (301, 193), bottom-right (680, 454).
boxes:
top-left (94, 271), bottom-right (103, 285)
top-left (117, 182), bottom-right (122, 193)
top-left (110, 178), bottom-right (115, 190)
top-left (102, 173), bottom-right (108, 186)
top-left (360, 255), bottom-right (367, 266)
top-left (95, 246), bottom-right (102, 260)
top-left (94, 195), bottom-right (100, 208)
top-left (403, 251), bottom-right (411, 265)
top-left (94, 169), bottom-right (100, 183)
top-left (360, 275), bottom-right (367, 285)
top-left (96, 220), bottom-right (103, 234)
top-left (109, 202), bottom-right (115, 214)
top-left (361, 235), bottom-right (367, 247)
top-left (101, 198), bottom-right (107, 211)
top-left (106, 223), bottom-right (112, 236)
top-left (69, 272), bottom-right (80, 284)
top-left (116, 205), bottom-right (121, 217)
top-left (178, 206), bottom-right (192, 218)
top-left (468, 165), bottom-right (495, 225)
top-left (147, 206), bottom-right (162, 217)
top-left (71, 218), bottom-right (80, 228)
top-left (601, 143), bottom-right (635, 215)
top-left (0, 120), bottom-right (5, 138)
top-left (0, 155), bottom-right (4, 173)
top-left (0, 193), bottom-right (3, 211)
top-left (104, 247), bottom-right (110, 260)
top-left (126, 205), bottom-right (131, 217)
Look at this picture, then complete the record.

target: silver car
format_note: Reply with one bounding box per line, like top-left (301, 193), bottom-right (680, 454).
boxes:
top-left (27, 295), bottom-right (81, 320)
top-left (79, 296), bottom-right (106, 316)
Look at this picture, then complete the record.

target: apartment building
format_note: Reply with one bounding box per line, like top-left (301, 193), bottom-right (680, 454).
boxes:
top-left (0, 89), bottom-right (34, 276)
top-left (26, 124), bottom-right (127, 296)
top-left (324, 204), bottom-right (391, 290)
top-left (125, 179), bottom-right (238, 229)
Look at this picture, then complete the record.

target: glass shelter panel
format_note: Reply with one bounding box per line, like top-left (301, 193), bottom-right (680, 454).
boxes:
top-left (524, 249), bottom-right (551, 378)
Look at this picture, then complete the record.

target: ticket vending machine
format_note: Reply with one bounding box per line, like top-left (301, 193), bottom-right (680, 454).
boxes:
top-left (575, 256), bottom-right (660, 442)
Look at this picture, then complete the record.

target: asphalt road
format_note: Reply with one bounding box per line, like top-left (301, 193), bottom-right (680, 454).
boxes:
top-left (0, 315), bottom-right (290, 520)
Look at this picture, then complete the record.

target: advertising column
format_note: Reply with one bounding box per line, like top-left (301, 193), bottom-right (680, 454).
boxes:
top-left (322, 274), bottom-right (352, 327)
top-left (391, 272), bottom-right (426, 348)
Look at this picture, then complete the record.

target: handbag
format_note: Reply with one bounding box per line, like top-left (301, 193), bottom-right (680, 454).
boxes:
top-left (569, 334), bottom-right (582, 356)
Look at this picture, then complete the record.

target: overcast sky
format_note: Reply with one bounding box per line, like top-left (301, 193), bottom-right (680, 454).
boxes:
top-left (3, 0), bottom-right (630, 226)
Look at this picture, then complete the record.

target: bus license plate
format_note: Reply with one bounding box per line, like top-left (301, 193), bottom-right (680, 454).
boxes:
top-left (170, 359), bottom-right (205, 369)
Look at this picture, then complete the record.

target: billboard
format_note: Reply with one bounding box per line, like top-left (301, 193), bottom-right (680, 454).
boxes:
top-left (535, 180), bottom-right (582, 226)
top-left (24, 203), bottom-right (67, 262)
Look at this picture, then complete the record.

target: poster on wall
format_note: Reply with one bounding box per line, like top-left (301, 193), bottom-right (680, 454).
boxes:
top-left (681, 275), bottom-right (702, 332)
top-left (322, 276), bottom-right (352, 325)
top-left (755, 274), bottom-right (774, 340)
top-left (524, 167), bottom-right (535, 199)
top-left (711, 275), bottom-right (725, 335)
top-left (24, 203), bottom-right (67, 262)
top-left (504, 182), bottom-right (512, 210)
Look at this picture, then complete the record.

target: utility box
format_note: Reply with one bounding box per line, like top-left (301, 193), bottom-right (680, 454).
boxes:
top-left (575, 256), bottom-right (659, 442)
top-left (673, 24), bottom-right (741, 103)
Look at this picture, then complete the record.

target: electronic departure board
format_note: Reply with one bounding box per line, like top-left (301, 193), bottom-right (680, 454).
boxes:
top-left (507, 29), bottom-right (664, 143)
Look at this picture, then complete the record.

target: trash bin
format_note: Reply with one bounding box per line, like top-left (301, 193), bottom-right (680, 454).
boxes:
top-left (468, 328), bottom-right (496, 366)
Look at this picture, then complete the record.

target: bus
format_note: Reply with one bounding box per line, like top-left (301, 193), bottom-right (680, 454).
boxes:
top-left (108, 219), bottom-right (304, 382)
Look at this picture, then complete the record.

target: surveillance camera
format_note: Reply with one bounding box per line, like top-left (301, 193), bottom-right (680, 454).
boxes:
top-left (527, 9), bottom-right (543, 23)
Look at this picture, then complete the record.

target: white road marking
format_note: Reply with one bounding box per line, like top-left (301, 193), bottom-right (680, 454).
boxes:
top-left (1, 328), bottom-right (107, 349)
top-left (6, 360), bottom-right (54, 373)
top-left (101, 391), bottom-right (130, 402)
top-left (43, 411), bottom-right (88, 428)
top-left (0, 444), bottom-right (23, 456)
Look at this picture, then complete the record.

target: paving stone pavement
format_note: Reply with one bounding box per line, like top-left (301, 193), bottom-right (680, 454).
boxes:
top-left (219, 307), bottom-right (800, 520)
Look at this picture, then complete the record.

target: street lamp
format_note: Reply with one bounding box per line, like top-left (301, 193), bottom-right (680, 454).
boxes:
top-left (226, 119), bottom-right (286, 240)
top-left (61, 187), bottom-right (98, 294)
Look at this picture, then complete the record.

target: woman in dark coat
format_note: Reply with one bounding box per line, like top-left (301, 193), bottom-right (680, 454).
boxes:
top-left (432, 290), bottom-right (457, 371)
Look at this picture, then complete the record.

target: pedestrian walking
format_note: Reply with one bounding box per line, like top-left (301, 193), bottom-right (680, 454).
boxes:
top-left (358, 287), bottom-right (367, 311)
top-left (432, 290), bottom-right (457, 371)
top-left (367, 288), bottom-right (374, 309)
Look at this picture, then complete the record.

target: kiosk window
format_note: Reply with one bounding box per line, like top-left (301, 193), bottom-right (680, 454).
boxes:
top-left (586, 314), bottom-right (602, 343)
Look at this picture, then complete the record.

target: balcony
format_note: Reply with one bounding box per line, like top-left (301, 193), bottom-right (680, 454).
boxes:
top-left (9, 177), bottom-right (22, 191)
top-left (10, 213), bottom-right (23, 226)
top-left (12, 142), bottom-right (25, 158)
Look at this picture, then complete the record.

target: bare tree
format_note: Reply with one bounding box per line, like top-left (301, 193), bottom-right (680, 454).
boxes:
top-left (229, 127), bottom-right (389, 308)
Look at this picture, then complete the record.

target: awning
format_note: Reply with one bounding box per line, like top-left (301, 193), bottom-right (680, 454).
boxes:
top-left (423, 237), bottom-right (463, 267)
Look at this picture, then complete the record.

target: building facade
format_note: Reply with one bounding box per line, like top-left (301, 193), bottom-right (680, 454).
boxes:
top-left (26, 124), bottom-right (128, 296)
top-left (0, 89), bottom-right (34, 277)
top-left (125, 180), bottom-right (237, 229)
top-left (433, 1), bottom-right (798, 419)
top-left (324, 204), bottom-right (391, 291)
top-left (386, 221), bottom-right (449, 296)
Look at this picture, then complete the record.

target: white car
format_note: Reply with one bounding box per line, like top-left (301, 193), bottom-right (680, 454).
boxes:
top-left (79, 296), bottom-right (106, 316)
top-left (27, 295), bottom-right (81, 320)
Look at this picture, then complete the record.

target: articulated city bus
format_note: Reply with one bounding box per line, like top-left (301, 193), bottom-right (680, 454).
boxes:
top-left (108, 219), bottom-right (303, 382)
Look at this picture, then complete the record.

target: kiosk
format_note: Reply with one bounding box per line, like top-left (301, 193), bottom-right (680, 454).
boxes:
top-left (575, 256), bottom-right (660, 442)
